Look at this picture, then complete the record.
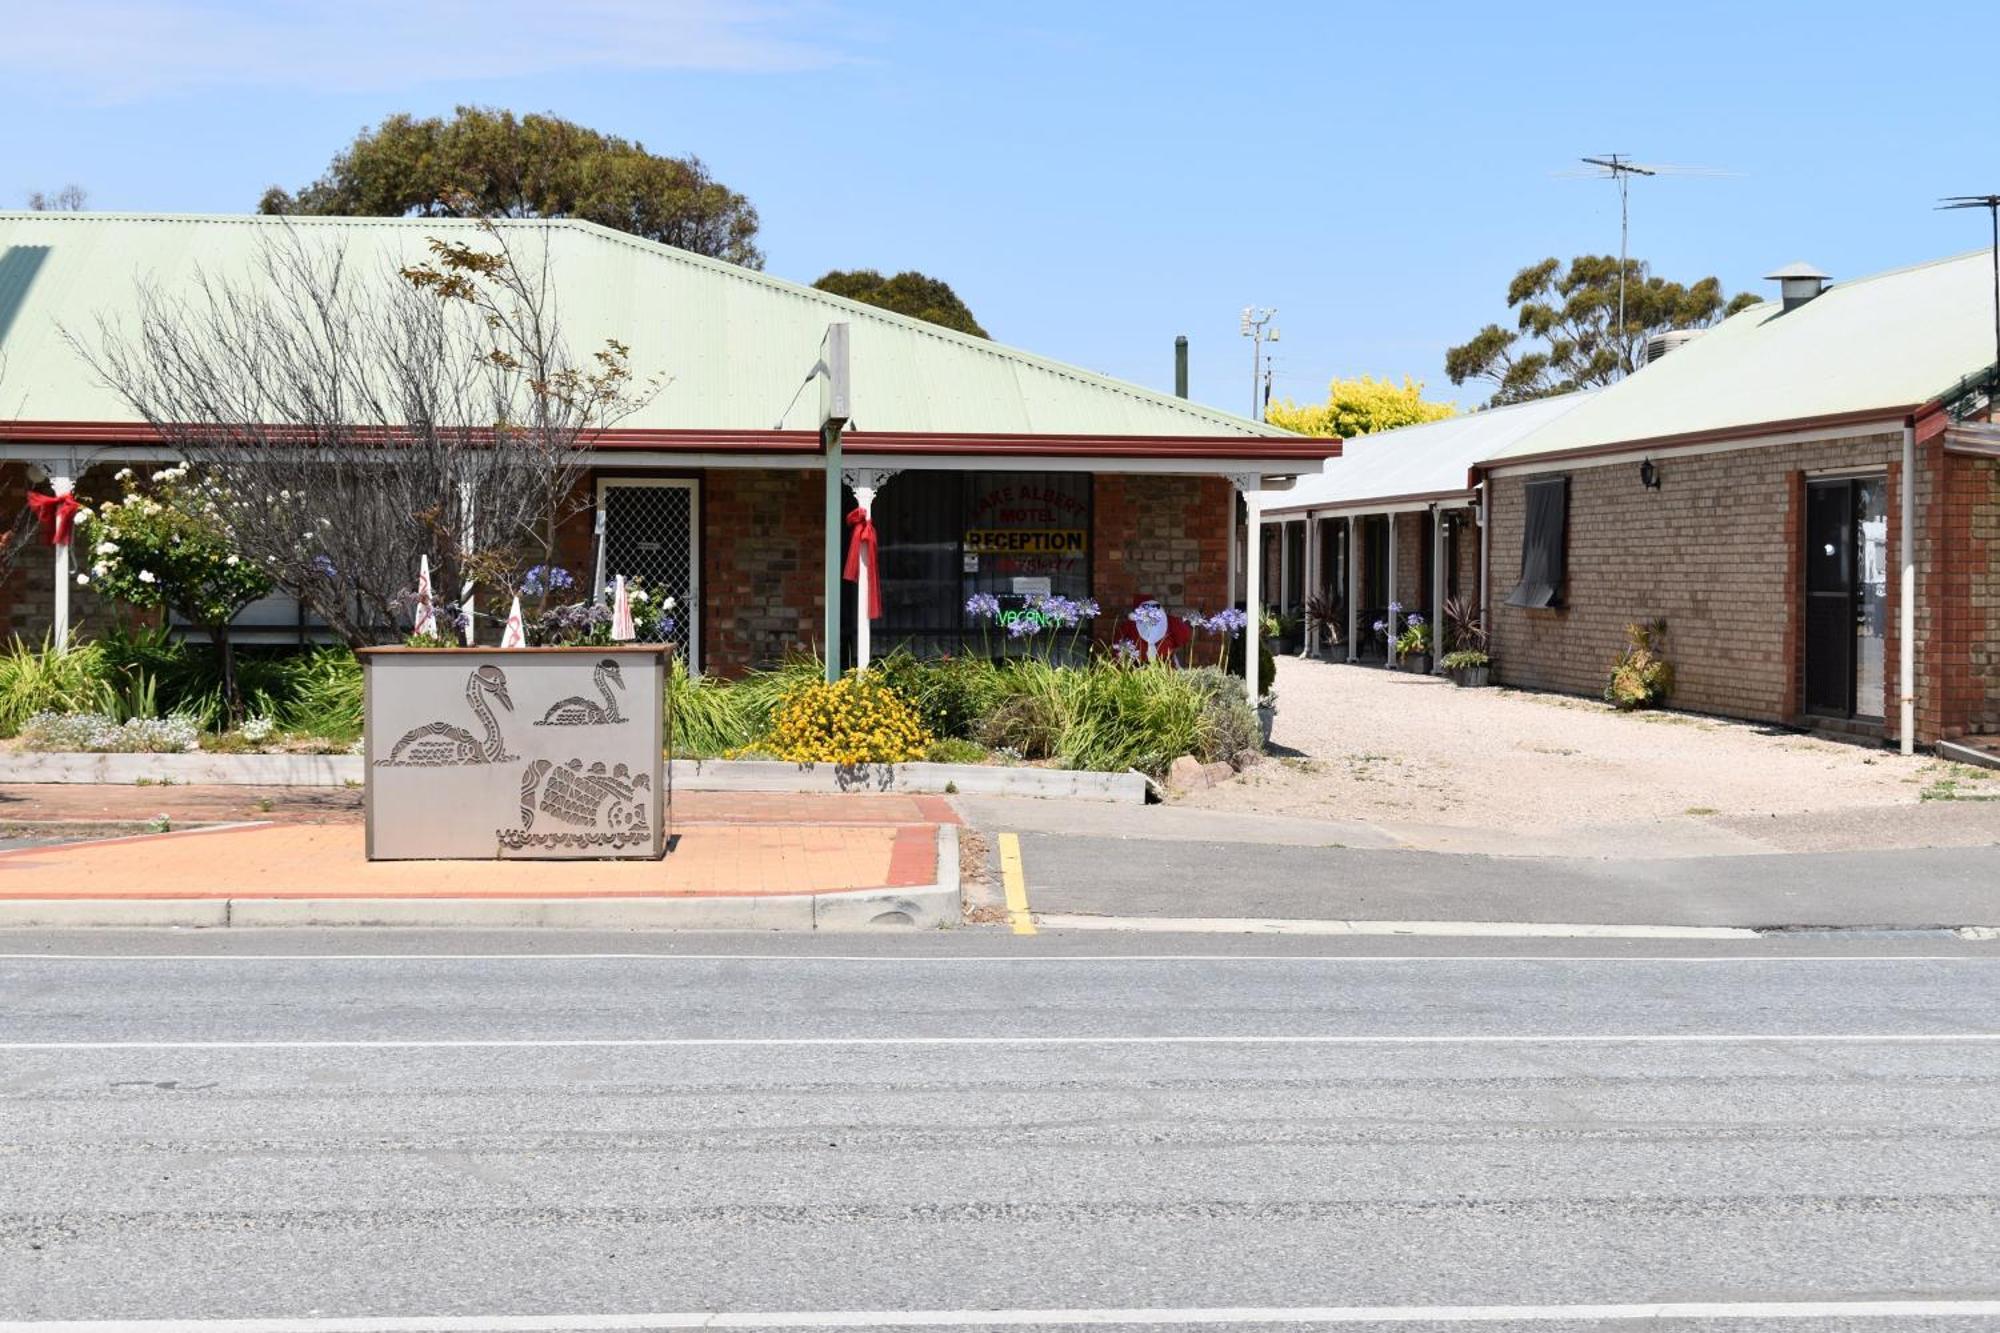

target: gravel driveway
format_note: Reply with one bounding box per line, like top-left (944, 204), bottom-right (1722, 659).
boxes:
top-left (1182, 659), bottom-right (1998, 849)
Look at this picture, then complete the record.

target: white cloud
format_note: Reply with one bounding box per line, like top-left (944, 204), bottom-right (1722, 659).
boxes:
top-left (2, 0), bottom-right (851, 102)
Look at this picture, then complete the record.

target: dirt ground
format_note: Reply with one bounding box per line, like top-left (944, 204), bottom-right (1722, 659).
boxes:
top-left (1182, 659), bottom-right (2000, 851)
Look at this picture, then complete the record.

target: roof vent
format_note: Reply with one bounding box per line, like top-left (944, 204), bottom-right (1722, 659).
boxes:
top-left (1640, 328), bottom-right (1707, 366)
top-left (1765, 261), bottom-right (1830, 312)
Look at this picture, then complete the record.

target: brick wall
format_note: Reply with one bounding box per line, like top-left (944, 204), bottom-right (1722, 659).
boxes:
top-left (1936, 450), bottom-right (2000, 737)
top-left (1094, 474), bottom-right (1232, 635)
top-left (703, 468), bottom-right (825, 674)
top-left (1, 463), bottom-right (155, 642)
top-left (1487, 431), bottom-right (1909, 731)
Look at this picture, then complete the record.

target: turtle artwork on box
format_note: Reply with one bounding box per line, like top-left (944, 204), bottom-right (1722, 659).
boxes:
top-left (377, 665), bottom-right (517, 767)
top-left (500, 758), bottom-right (653, 851)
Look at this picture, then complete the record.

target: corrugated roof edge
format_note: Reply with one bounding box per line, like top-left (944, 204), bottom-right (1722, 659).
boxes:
top-left (1464, 246), bottom-right (2000, 471)
top-left (0, 210), bottom-right (1294, 441)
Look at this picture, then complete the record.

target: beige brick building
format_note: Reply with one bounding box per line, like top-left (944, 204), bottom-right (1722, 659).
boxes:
top-left (1265, 249), bottom-right (2000, 752)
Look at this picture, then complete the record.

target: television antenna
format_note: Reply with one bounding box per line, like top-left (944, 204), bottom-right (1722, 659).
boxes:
top-left (1938, 194), bottom-right (2000, 401)
top-left (1563, 155), bottom-right (1736, 368)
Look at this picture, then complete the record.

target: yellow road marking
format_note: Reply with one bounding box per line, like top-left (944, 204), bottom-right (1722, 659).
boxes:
top-left (998, 832), bottom-right (1036, 936)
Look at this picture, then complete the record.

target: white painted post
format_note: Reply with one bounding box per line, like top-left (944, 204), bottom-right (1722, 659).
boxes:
top-left (1278, 519), bottom-right (1293, 633)
top-left (1900, 424), bottom-right (1916, 755)
top-left (1478, 485), bottom-right (1491, 647)
top-left (458, 479), bottom-right (478, 646)
top-left (1346, 516), bottom-right (1359, 663)
top-left (49, 470), bottom-right (75, 651)
top-left (842, 469), bottom-right (896, 672)
top-left (1431, 505), bottom-right (1447, 674)
top-left (1384, 512), bottom-right (1399, 665)
top-left (1236, 475), bottom-right (1263, 712)
top-left (1302, 515), bottom-right (1318, 658)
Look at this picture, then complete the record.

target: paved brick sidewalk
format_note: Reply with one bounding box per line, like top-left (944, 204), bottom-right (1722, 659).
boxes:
top-left (0, 788), bottom-right (957, 901)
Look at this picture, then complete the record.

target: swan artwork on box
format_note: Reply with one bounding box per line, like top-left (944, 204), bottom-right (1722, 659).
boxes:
top-left (536, 657), bottom-right (627, 726)
top-left (500, 758), bottom-right (652, 851)
top-left (378, 665), bottom-right (518, 767)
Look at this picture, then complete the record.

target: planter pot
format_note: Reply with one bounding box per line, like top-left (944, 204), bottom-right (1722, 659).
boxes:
top-left (1451, 664), bottom-right (1492, 688)
top-left (1394, 654), bottom-right (1431, 674)
top-left (1256, 702), bottom-right (1276, 747)
top-left (358, 645), bottom-right (671, 861)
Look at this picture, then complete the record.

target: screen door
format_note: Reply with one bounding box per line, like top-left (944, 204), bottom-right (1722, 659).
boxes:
top-left (597, 478), bottom-right (699, 672)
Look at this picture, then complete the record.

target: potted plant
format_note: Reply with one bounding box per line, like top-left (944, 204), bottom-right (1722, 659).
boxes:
top-left (1392, 614), bottom-right (1432, 673)
top-left (1304, 592), bottom-right (1343, 657)
top-left (1269, 609), bottom-right (1303, 655)
top-left (1440, 595), bottom-right (1492, 686)
top-left (1441, 648), bottom-right (1491, 687)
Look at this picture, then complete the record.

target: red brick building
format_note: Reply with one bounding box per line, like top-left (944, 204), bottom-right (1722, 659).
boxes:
top-left (0, 213), bottom-right (1327, 690)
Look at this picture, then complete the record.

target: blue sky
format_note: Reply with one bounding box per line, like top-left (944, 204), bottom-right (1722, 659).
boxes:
top-left (2, 0), bottom-right (1992, 415)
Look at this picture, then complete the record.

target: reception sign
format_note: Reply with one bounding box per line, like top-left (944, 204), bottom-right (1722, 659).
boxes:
top-left (359, 646), bottom-right (670, 861)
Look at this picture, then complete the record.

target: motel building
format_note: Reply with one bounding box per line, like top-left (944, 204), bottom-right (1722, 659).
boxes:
top-left (1259, 249), bottom-right (2000, 757)
top-left (0, 212), bottom-right (1329, 689)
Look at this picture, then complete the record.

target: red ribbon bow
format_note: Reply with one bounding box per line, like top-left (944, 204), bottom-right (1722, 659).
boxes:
top-left (842, 506), bottom-right (882, 620)
top-left (25, 490), bottom-right (81, 547)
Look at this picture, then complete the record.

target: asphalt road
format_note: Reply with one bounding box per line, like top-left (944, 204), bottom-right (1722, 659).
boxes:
top-left (2, 931), bottom-right (1999, 1331)
top-left (998, 831), bottom-right (2000, 929)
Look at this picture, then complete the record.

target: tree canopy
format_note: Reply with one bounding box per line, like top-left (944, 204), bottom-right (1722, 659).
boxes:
top-left (812, 269), bottom-right (987, 338)
top-left (259, 106), bottom-right (763, 269)
top-left (1265, 375), bottom-right (1456, 439)
top-left (1444, 255), bottom-right (1761, 405)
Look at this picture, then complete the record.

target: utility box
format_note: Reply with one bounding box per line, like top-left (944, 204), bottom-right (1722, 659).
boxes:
top-left (359, 646), bottom-right (670, 861)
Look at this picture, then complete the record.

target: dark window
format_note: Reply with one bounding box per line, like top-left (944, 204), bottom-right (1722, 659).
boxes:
top-left (1506, 476), bottom-right (1567, 609)
top-left (873, 471), bottom-right (1093, 658)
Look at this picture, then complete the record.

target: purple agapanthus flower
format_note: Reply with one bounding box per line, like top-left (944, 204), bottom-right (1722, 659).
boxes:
top-left (1406, 613), bottom-right (1424, 628)
top-left (1111, 639), bottom-right (1141, 664)
top-left (1005, 615), bottom-right (1043, 639)
top-left (965, 592), bottom-right (1001, 620)
top-left (1204, 607), bottom-right (1248, 635)
top-left (1372, 619), bottom-right (1388, 634)
top-left (1129, 603), bottom-right (1168, 633)
top-left (519, 564), bottom-right (576, 598)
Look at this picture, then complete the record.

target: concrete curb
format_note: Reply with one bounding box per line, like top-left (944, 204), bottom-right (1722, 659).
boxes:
top-left (0, 826), bottom-right (962, 932)
top-left (0, 752), bottom-right (363, 786)
top-left (670, 759), bottom-right (1145, 802)
top-left (0, 752), bottom-right (1144, 802)
top-left (1939, 740), bottom-right (2000, 773)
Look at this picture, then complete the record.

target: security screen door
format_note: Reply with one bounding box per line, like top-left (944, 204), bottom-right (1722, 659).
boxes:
top-left (597, 478), bottom-right (699, 672)
top-left (1804, 475), bottom-right (1888, 720)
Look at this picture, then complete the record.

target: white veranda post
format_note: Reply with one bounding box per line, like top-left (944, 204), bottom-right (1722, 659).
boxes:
top-left (1346, 517), bottom-right (1360, 663)
top-left (1302, 516), bottom-right (1317, 658)
top-left (1384, 513), bottom-right (1399, 661)
top-left (1233, 475), bottom-right (1263, 712)
top-left (458, 480), bottom-right (477, 646)
top-left (1431, 506), bottom-right (1447, 674)
top-left (842, 469), bottom-right (897, 671)
top-left (46, 464), bottom-right (75, 650)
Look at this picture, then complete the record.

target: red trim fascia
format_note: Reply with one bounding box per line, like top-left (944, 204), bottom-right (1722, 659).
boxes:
top-left (1467, 405), bottom-right (1920, 477)
top-left (0, 420), bottom-right (1337, 461)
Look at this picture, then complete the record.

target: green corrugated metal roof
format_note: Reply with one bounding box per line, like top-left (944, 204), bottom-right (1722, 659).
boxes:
top-left (0, 211), bottom-right (1288, 439)
top-left (1482, 248), bottom-right (1999, 463)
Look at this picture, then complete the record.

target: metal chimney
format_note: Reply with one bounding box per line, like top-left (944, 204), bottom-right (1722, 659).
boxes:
top-left (1765, 262), bottom-right (1830, 312)
top-left (1174, 336), bottom-right (1189, 398)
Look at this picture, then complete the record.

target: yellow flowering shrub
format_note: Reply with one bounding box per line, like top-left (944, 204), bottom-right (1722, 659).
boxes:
top-left (761, 673), bottom-right (932, 765)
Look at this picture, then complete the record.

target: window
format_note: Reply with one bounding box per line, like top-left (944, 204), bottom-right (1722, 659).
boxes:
top-left (873, 470), bottom-right (1094, 658)
top-left (1506, 476), bottom-right (1567, 609)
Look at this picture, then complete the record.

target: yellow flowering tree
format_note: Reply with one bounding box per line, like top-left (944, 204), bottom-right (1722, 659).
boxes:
top-left (1265, 375), bottom-right (1456, 439)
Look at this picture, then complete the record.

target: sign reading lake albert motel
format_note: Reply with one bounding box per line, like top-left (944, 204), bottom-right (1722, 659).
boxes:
top-left (964, 481), bottom-right (1088, 575)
